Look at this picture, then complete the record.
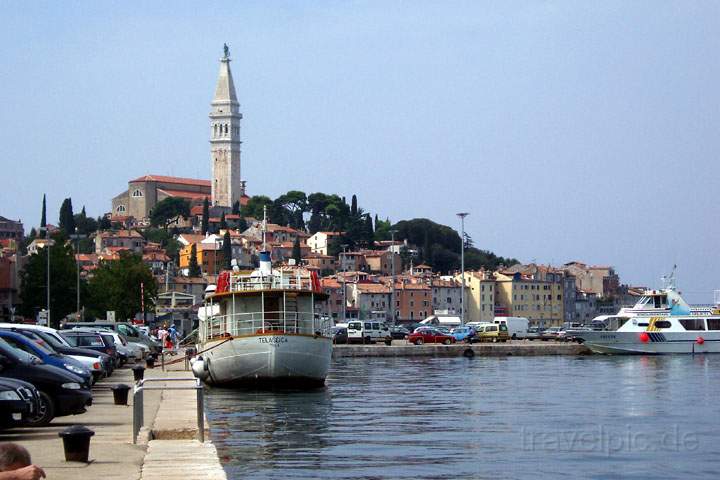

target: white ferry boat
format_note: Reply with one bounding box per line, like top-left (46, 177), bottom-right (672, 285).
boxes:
top-left (191, 250), bottom-right (332, 388)
top-left (574, 279), bottom-right (720, 354)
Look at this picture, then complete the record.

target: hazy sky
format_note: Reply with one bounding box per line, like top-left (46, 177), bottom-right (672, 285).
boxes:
top-left (1, 1), bottom-right (718, 301)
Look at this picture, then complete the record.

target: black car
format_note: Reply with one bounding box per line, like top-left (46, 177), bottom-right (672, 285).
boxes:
top-left (331, 327), bottom-right (348, 344)
top-left (0, 338), bottom-right (92, 426)
top-left (0, 377), bottom-right (40, 428)
top-left (390, 326), bottom-right (410, 340)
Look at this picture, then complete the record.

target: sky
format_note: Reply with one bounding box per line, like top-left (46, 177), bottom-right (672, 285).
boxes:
top-left (1, 1), bottom-right (718, 302)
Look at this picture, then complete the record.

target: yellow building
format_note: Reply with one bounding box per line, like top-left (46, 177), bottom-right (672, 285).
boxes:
top-left (493, 272), bottom-right (564, 327)
top-left (457, 271), bottom-right (496, 323)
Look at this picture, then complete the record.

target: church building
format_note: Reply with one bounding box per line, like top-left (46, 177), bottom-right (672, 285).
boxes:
top-left (111, 45), bottom-right (247, 222)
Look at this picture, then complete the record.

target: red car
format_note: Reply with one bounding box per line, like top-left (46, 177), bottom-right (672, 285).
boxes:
top-left (407, 328), bottom-right (456, 345)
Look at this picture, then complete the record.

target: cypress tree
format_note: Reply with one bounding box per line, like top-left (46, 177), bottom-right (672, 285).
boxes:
top-left (59, 198), bottom-right (75, 235)
top-left (292, 237), bottom-right (301, 264)
top-left (222, 231), bottom-right (232, 269)
top-left (41, 194), bottom-right (47, 228)
top-left (189, 244), bottom-right (201, 276)
top-left (220, 212), bottom-right (227, 230)
top-left (201, 197), bottom-right (210, 235)
top-left (351, 195), bottom-right (358, 216)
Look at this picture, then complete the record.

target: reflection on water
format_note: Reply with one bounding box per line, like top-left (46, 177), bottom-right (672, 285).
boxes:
top-left (206, 356), bottom-right (720, 480)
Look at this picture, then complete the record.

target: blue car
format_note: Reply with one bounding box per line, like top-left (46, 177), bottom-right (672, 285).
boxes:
top-left (0, 330), bottom-right (93, 387)
top-left (450, 326), bottom-right (477, 343)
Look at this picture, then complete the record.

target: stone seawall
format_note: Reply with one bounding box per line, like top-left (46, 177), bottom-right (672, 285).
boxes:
top-left (332, 342), bottom-right (591, 358)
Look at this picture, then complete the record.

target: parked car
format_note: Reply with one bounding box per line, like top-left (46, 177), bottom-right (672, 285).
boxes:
top-left (450, 326), bottom-right (477, 343)
top-left (476, 323), bottom-right (509, 342)
top-left (330, 327), bottom-right (348, 344)
top-left (492, 317), bottom-right (529, 340)
top-left (525, 327), bottom-right (544, 340)
top-left (0, 338), bottom-right (92, 426)
top-left (407, 328), bottom-right (456, 345)
top-left (543, 327), bottom-right (562, 339)
top-left (0, 325), bottom-right (108, 382)
top-left (0, 377), bottom-right (40, 428)
top-left (390, 326), bottom-right (410, 340)
top-left (0, 330), bottom-right (93, 388)
top-left (60, 329), bottom-right (119, 370)
top-left (345, 321), bottom-right (392, 345)
top-left (64, 322), bottom-right (162, 355)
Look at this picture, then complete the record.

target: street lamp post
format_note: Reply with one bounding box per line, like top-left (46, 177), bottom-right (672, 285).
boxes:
top-left (43, 226), bottom-right (51, 327)
top-left (341, 244), bottom-right (348, 323)
top-left (389, 229), bottom-right (397, 324)
top-left (73, 227), bottom-right (81, 321)
top-left (456, 212), bottom-right (469, 325)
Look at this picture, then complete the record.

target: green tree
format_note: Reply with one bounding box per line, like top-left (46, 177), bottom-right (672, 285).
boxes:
top-left (232, 200), bottom-right (241, 215)
top-left (86, 251), bottom-right (157, 321)
top-left (374, 217), bottom-right (392, 241)
top-left (237, 217), bottom-right (248, 232)
top-left (97, 215), bottom-right (111, 230)
top-left (74, 206), bottom-right (98, 235)
top-left (150, 197), bottom-right (190, 229)
top-left (19, 234), bottom-right (81, 327)
top-left (220, 212), bottom-right (227, 230)
top-left (188, 244), bottom-right (201, 277)
top-left (222, 231), bottom-right (232, 269)
top-left (58, 198), bottom-right (75, 235)
top-left (41, 194), bottom-right (47, 228)
top-left (241, 195), bottom-right (273, 219)
top-left (201, 197), bottom-right (210, 235)
top-left (351, 194), bottom-right (358, 216)
top-left (292, 236), bottom-right (301, 264)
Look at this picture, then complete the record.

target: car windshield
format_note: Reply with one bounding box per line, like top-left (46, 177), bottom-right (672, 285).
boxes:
top-left (0, 337), bottom-right (37, 364)
top-left (36, 331), bottom-right (68, 349)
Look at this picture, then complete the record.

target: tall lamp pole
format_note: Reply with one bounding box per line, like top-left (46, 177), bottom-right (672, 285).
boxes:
top-left (43, 226), bottom-right (51, 328)
top-left (389, 229), bottom-right (397, 324)
top-left (341, 244), bottom-right (348, 322)
top-left (73, 227), bottom-right (81, 321)
top-left (457, 212), bottom-right (469, 325)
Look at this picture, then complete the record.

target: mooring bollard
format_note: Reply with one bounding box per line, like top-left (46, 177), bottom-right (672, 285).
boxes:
top-left (146, 357), bottom-right (155, 369)
top-left (111, 384), bottom-right (131, 405)
top-left (132, 365), bottom-right (145, 381)
top-left (58, 425), bottom-right (95, 462)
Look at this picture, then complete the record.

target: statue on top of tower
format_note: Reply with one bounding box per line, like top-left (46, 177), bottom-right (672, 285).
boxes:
top-left (223, 43), bottom-right (230, 59)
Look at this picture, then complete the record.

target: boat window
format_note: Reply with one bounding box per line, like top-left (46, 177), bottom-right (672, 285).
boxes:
top-left (637, 322), bottom-right (649, 327)
top-left (654, 321), bottom-right (672, 329)
top-left (707, 319), bottom-right (720, 330)
top-left (654, 296), bottom-right (664, 308)
top-left (679, 319), bottom-right (705, 331)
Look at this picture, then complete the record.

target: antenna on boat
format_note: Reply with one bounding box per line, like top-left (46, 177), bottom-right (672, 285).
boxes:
top-left (262, 205), bottom-right (267, 252)
top-left (661, 265), bottom-right (677, 290)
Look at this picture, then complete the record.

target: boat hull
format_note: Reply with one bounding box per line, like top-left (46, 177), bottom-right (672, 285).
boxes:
top-left (196, 333), bottom-right (332, 388)
top-left (576, 331), bottom-right (720, 355)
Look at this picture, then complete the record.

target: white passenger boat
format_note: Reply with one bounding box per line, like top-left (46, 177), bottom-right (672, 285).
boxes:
top-left (192, 250), bottom-right (332, 388)
top-left (574, 277), bottom-right (720, 354)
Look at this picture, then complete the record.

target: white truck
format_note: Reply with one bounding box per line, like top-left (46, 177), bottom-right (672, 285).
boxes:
top-left (492, 317), bottom-right (529, 339)
top-left (344, 320), bottom-right (392, 345)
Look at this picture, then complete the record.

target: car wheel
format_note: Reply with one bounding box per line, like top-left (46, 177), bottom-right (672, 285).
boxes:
top-left (492, 337), bottom-right (498, 343)
top-left (384, 339), bottom-right (392, 346)
top-left (443, 338), bottom-right (451, 345)
top-left (415, 339), bottom-right (423, 345)
top-left (512, 334), bottom-right (517, 340)
top-left (25, 391), bottom-right (55, 427)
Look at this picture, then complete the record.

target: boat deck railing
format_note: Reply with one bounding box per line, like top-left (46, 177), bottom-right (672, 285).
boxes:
top-left (200, 311), bottom-right (331, 341)
top-left (226, 273), bottom-right (314, 293)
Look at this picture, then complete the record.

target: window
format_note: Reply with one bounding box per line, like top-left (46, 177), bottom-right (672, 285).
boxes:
top-left (679, 319), bottom-right (705, 331)
top-left (707, 319), bottom-right (720, 330)
top-left (654, 321), bottom-right (672, 329)
top-left (132, 189), bottom-right (143, 197)
top-left (116, 205), bottom-right (126, 213)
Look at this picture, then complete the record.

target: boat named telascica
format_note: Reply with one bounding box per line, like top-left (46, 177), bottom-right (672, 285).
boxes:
top-left (191, 250), bottom-right (332, 388)
top-left (574, 272), bottom-right (720, 354)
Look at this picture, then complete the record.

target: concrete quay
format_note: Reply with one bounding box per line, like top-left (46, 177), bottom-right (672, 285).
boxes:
top-left (332, 340), bottom-right (591, 358)
top-left (0, 363), bottom-right (226, 480)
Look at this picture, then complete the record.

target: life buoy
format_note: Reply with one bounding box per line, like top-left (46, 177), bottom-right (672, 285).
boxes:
top-left (463, 348), bottom-right (475, 358)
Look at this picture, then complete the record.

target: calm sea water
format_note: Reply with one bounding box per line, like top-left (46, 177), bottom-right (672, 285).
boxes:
top-left (206, 356), bottom-right (720, 479)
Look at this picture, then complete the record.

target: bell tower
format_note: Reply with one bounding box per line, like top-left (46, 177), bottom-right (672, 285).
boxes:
top-left (210, 44), bottom-right (243, 207)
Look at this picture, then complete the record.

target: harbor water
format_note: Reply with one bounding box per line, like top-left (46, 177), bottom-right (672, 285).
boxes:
top-left (206, 356), bottom-right (720, 479)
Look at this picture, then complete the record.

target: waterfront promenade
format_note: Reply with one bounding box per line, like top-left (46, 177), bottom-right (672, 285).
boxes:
top-left (333, 340), bottom-right (591, 358)
top-left (0, 363), bottom-right (225, 480)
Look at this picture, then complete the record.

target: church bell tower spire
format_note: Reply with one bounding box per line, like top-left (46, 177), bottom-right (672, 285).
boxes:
top-left (210, 43), bottom-right (243, 207)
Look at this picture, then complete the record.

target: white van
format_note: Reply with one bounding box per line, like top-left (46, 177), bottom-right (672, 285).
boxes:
top-left (346, 320), bottom-right (392, 345)
top-left (492, 317), bottom-right (529, 339)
